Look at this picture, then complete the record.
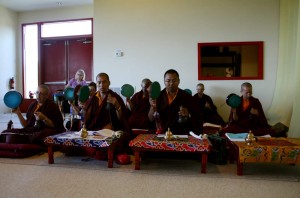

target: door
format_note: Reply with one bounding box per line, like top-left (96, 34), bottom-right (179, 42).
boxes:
top-left (40, 37), bottom-right (93, 95)
top-left (40, 39), bottom-right (66, 93)
top-left (68, 38), bottom-right (93, 82)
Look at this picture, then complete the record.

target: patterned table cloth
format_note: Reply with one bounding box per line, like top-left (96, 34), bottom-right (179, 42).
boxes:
top-left (234, 137), bottom-right (300, 164)
top-left (129, 134), bottom-right (211, 152)
top-left (44, 131), bottom-right (113, 148)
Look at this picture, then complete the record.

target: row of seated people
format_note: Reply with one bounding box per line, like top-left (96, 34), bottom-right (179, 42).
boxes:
top-left (0, 69), bottom-right (283, 158)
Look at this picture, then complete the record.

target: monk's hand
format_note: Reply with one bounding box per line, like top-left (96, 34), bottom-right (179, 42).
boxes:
top-left (34, 111), bottom-right (46, 121)
top-left (11, 107), bottom-right (21, 114)
top-left (108, 95), bottom-right (120, 109)
top-left (149, 98), bottom-right (157, 108)
top-left (178, 106), bottom-right (189, 117)
top-left (204, 102), bottom-right (211, 109)
top-left (78, 101), bottom-right (85, 109)
top-left (250, 108), bottom-right (259, 115)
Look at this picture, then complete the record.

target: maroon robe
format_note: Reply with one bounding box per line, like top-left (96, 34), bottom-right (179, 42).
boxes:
top-left (1, 99), bottom-right (65, 144)
top-left (155, 88), bottom-right (202, 135)
top-left (127, 90), bottom-right (153, 129)
top-left (83, 93), bottom-right (100, 130)
top-left (87, 89), bottom-right (129, 131)
top-left (223, 96), bottom-right (274, 136)
top-left (192, 93), bottom-right (225, 126)
top-left (85, 90), bottom-right (132, 155)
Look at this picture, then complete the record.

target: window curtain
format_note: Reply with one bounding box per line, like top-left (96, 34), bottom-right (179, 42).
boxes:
top-left (266, 0), bottom-right (300, 137)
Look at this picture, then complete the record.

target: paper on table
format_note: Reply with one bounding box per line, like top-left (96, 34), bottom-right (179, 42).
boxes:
top-left (203, 122), bottom-right (222, 128)
top-left (225, 133), bottom-right (272, 142)
top-left (225, 133), bottom-right (248, 142)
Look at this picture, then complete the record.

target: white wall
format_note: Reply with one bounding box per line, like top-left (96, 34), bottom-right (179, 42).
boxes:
top-left (18, 5), bottom-right (93, 23)
top-left (93, 0), bottom-right (280, 121)
top-left (0, 6), bottom-right (18, 113)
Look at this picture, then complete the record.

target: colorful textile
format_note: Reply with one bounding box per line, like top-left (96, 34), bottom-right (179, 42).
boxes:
top-left (234, 137), bottom-right (300, 164)
top-left (129, 134), bottom-right (211, 152)
top-left (44, 132), bottom-right (112, 148)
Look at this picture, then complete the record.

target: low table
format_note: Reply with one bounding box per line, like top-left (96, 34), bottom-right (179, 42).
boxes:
top-left (44, 131), bottom-right (118, 168)
top-left (129, 134), bottom-right (212, 173)
top-left (229, 137), bottom-right (300, 175)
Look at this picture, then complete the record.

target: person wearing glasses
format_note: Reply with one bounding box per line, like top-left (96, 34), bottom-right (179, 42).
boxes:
top-left (148, 69), bottom-right (202, 135)
top-left (66, 69), bottom-right (87, 88)
top-left (1, 85), bottom-right (65, 145)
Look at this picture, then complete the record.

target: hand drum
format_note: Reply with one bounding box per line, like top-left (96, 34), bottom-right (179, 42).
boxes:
top-left (150, 81), bottom-right (161, 99)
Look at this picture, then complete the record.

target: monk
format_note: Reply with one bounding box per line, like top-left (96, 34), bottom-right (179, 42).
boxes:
top-left (223, 82), bottom-right (274, 136)
top-left (1, 85), bottom-right (65, 145)
top-left (79, 82), bottom-right (99, 129)
top-left (148, 69), bottom-right (202, 135)
top-left (84, 73), bottom-right (132, 158)
top-left (86, 73), bottom-right (128, 131)
top-left (193, 83), bottom-right (225, 126)
top-left (126, 78), bottom-right (154, 130)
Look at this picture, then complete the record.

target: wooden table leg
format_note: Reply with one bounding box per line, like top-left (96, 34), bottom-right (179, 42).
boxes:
top-left (134, 149), bottom-right (140, 170)
top-left (107, 147), bottom-right (114, 168)
top-left (237, 159), bottom-right (243, 176)
top-left (48, 146), bottom-right (54, 164)
top-left (201, 152), bottom-right (207, 173)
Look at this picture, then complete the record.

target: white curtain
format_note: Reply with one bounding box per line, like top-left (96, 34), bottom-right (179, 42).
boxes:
top-left (266, 0), bottom-right (300, 137)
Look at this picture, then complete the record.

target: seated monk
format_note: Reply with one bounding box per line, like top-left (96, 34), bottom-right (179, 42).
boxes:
top-left (1, 85), bottom-right (65, 145)
top-left (126, 78), bottom-right (154, 130)
top-left (85, 73), bottom-right (132, 157)
top-left (78, 82), bottom-right (99, 129)
top-left (148, 69), bottom-right (202, 135)
top-left (223, 82), bottom-right (275, 136)
top-left (193, 83), bottom-right (225, 126)
top-left (86, 73), bottom-right (128, 131)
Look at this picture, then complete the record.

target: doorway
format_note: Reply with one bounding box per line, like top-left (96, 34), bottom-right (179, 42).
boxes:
top-left (40, 37), bottom-right (93, 94)
top-left (22, 19), bottom-right (93, 97)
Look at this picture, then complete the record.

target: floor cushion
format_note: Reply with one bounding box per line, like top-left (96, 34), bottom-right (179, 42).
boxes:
top-left (0, 143), bottom-right (43, 158)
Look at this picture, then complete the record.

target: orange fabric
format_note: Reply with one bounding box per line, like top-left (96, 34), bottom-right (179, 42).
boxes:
top-left (242, 99), bottom-right (250, 111)
top-left (167, 89), bottom-right (178, 105)
top-left (95, 92), bottom-right (103, 105)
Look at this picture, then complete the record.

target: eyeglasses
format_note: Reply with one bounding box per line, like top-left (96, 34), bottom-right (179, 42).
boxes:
top-left (35, 91), bottom-right (47, 96)
top-left (164, 78), bottom-right (179, 83)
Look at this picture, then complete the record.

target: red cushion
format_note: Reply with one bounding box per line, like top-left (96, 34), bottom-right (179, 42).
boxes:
top-left (0, 143), bottom-right (43, 158)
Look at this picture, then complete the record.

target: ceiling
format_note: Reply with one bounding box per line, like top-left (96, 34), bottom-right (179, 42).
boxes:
top-left (0, 0), bottom-right (93, 12)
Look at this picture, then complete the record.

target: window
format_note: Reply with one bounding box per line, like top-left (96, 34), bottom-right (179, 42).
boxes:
top-left (23, 24), bottom-right (38, 98)
top-left (41, 20), bottom-right (92, 38)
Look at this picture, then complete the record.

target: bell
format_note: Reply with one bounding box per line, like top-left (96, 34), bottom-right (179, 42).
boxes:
top-left (165, 128), bottom-right (173, 140)
top-left (245, 130), bottom-right (256, 145)
top-left (178, 106), bottom-right (188, 123)
top-left (80, 124), bottom-right (88, 138)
